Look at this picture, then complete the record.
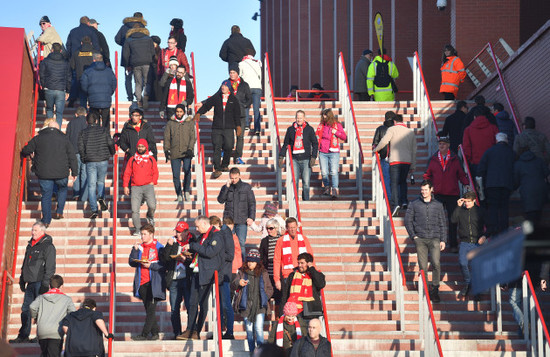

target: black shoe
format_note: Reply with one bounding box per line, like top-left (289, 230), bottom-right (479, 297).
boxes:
top-left (98, 198), bottom-right (108, 211)
top-left (213, 171), bottom-right (222, 179)
top-left (392, 206), bottom-right (400, 217)
top-left (131, 334), bottom-right (148, 341)
top-left (149, 333), bottom-right (159, 340)
top-left (52, 213), bottom-right (64, 220)
top-left (9, 336), bottom-right (29, 344)
top-left (459, 285), bottom-right (470, 297)
top-left (401, 203), bottom-right (408, 210)
top-left (221, 167), bottom-right (230, 172)
top-left (90, 211), bottom-right (99, 219)
top-left (222, 332), bottom-right (234, 340)
top-left (430, 286), bottom-right (441, 303)
top-left (28, 337), bottom-right (38, 343)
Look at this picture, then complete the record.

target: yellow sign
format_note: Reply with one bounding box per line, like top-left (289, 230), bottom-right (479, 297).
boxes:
top-left (374, 12), bottom-right (384, 55)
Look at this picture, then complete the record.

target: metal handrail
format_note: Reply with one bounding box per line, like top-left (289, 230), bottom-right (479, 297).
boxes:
top-left (523, 271), bottom-right (550, 356)
top-left (372, 152), bottom-right (406, 330)
top-left (418, 270), bottom-right (444, 357)
top-left (338, 52), bottom-right (364, 200)
top-left (199, 145), bottom-right (209, 216)
top-left (458, 144), bottom-right (480, 203)
top-left (319, 289), bottom-right (333, 357)
top-left (213, 271), bottom-right (223, 357)
top-left (413, 51), bottom-right (439, 155)
top-left (286, 145), bottom-right (302, 224)
top-left (264, 53), bottom-right (282, 201)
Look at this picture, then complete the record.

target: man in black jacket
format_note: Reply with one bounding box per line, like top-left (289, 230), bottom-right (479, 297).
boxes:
top-left (404, 180), bottom-right (447, 302)
top-left (160, 65), bottom-right (194, 120)
top-left (217, 167), bottom-right (256, 260)
top-left (195, 80), bottom-right (242, 178)
top-left (123, 25), bottom-right (155, 110)
top-left (78, 112), bottom-right (115, 218)
top-left (65, 107), bottom-right (88, 201)
top-left (439, 100), bottom-right (468, 154)
top-left (10, 222), bottom-right (56, 343)
top-left (119, 107), bottom-right (157, 164)
top-left (39, 42), bottom-right (71, 127)
top-left (66, 16), bottom-right (100, 58)
top-left (227, 65), bottom-right (252, 165)
top-left (219, 25), bottom-right (256, 70)
top-left (21, 122), bottom-right (78, 226)
top-left (279, 110), bottom-right (319, 201)
top-left (372, 111), bottom-right (395, 198)
top-left (89, 19), bottom-right (110, 67)
top-left (69, 36), bottom-right (94, 107)
top-left (290, 318), bottom-right (332, 357)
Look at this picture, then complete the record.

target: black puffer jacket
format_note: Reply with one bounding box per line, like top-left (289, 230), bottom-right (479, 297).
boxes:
top-left (197, 91), bottom-right (241, 130)
top-left (78, 124), bottom-right (115, 163)
top-left (39, 52), bottom-right (71, 92)
top-left (405, 196), bottom-right (448, 242)
top-left (119, 120), bottom-right (157, 159)
top-left (451, 204), bottom-right (486, 243)
top-left (21, 234), bottom-right (56, 289)
top-left (217, 179), bottom-right (256, 225)
top-left (219, 33), bottom-right (256, 64)
top-left (122, 28), bottom-right (155, 67)
top-left (80, 61), bottom-right (117, 108)
top-left (231, 78), bottom-right (252, 118)
top-left (21, 127), bottom-right (78, 179)
top-left (514, 150), bottom-right (550, 212)
top-left (70, 42), bottom-right (94, 80)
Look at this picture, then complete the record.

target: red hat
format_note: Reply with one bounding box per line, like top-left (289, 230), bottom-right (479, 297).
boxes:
top-left (283, 301), bottom-right (298, 316)
top-left (136, 138), bottom-right (148, 151)
top-left (175, 221), bottom-right (189, 232)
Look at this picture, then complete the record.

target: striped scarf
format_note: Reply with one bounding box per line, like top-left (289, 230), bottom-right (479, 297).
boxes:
top-left (167, 77), bottom-right (187, 108)
top-left (281, 233), bottom-right (307, 271)
top-left (289, 271), bottom-right (315, 312)
top-left (292, 122), bottom-right (306, 154)
top-left (316, 123), bottom-right (340, 152)
top-left (276, 315), bottom-right (302, 347)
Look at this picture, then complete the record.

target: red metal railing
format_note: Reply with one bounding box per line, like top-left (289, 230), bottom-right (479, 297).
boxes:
top-left (458, 144), bottom-right (480, 204)
top-left (419, 270), bottom-right (444, 356)
top-left (524, 270), bottom-right (550, 350)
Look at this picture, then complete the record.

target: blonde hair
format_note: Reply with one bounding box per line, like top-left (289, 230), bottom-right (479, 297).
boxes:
top-left (42, 118), bottom-right (55, 129)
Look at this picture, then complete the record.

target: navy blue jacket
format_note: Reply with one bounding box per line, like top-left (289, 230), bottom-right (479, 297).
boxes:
top-left (189, 228), bottom-right (224, 286)
top-left (39, 52), bottom-right (71, 92)
top-left (219, 33), bottom-right (256, 65)
top-left (66, 23), bottom-right (100, 57)
top-left (65, 115), bottom-right (87, 152)
top-left (217, 179), bottom-right (256, 225)
top-left (129, 241), bottom-right (166, 300)
top-left (477, 142), bottom-right (515, 190)
top-left (495, 111), bottom-right (518, 147)
top-left (219, 225), bottom-right (235, 282)
top-left (122, 28), bottom-right (155, 67)
top-left (514, 150), bottom-right (550, 212)
top-left (80, 62), bottom-right (117, 109)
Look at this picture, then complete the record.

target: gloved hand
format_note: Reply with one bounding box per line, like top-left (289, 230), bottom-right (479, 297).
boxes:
top-left (39, 283), bottom-right (49, 294)
top-left (194, 113), bottom-right (201, 122)
top-left (236, 126), bottom-right (242, 137)
top-left (165, 151), bottom-right (170, 162)
top-left (309, 157), bottom-right (317, 168)
top-left (184, 149), bottom-right (194, 158)
top-left (105, 333), bottom-right (115, 339)
top-left (19, 278), bottom-right (26, 292)
top-left (159, 111), bottom-right (165, 120)
top-left (278, 158), bottom-right (284, 167)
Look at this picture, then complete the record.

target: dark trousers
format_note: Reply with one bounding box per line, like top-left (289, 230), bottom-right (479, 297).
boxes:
top-left (186, 273), bottom-right (212, 333)
top-left (389, 163), bottom-right (410, 208)
top-left (443, 92), bottom-right (456, 100)
top-left (19, 281), bottom-right (41, 339)
top-left (90, 107), bottom-right (111, 129)
top-left (485, 187), bottom-right (511, 236)
top-left (138, 282), bottom-right (159, 336)
top-left (170, 157), bottom-right (192, 196)
top-left (39, 338), bottom-right (62, 357)
top-left (435, 194), bottom-right (459, 248)
top-left (211, 128), bottom-right (234, 171)
top-left (355, 92), bottom-right (370, 101)
top-left (125, 69), bottom-right (134, 101)
top-left (414, 237), bottom-right (441, 287)
top-left (234, 116), bottom-right (246, 158)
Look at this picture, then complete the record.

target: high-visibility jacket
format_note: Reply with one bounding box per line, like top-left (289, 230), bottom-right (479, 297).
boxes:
top-left (440, 56), bottom-right (466, 96)
top-left (367, 56), bottom-right (399, 101)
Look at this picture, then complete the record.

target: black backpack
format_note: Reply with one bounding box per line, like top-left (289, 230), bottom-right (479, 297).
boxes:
top-left (374, 60), bottom-right (391, 88)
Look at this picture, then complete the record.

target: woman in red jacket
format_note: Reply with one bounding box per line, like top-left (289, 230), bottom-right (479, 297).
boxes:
top-left (440, 45), bottom-right (466, 100)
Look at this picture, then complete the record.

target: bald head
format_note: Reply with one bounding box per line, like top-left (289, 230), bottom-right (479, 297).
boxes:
top-left (308, 318), bottom-right (322, 340)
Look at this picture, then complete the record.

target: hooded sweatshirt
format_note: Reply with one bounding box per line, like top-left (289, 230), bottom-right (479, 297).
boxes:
top-left (462, 115), bottom-right (498, 165)
top-left (30, 289), bottom-right (76, 339)
top-left (62, 308), bottom-right (105, 357)
top-left (123, 139), bottom-right (159, 187)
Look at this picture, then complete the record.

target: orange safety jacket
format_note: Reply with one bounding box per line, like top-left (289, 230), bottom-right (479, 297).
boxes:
top-left (440, 56), bottom-right (466, 96)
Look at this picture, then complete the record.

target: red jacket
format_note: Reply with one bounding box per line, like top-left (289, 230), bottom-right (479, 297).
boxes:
top-left (462, 116), bottom-right (498, 165)
top-left (423, 151), bottom-right (469, 196)
top-left (123, 154), bottom-right (159, 187)
top-left (158, 48), bottom-right (190, 76)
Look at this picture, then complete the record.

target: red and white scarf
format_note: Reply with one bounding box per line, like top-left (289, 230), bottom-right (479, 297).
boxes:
top-left (230, 78), bottom-right (241, 94)
top-left (167, 77), bottom-right (187, 108)
top-left (289, 272), bottom-right (315, 312)
top-left (438, 151), bottom-right (450, 171)
top-left (43, 288), bottom-right (64, 295)
top-left (281, 233), bottom-right (307, 271)
top-left (292, 122), bottom-right (306, 154)
top-left (163, 48), bottom-right (179, 69)
top-left (190, 226), bottom-right (214, 272)
top-left (222, 93), bottom-right (229, 110)
top-left (242, 55), bottom-right (256, 62)
top-left (276, 315), bottom-right (302, 347)
top-left (316, 124), bottom-right (339, 152)
top-left (133, 150), bottom-right (153, 165)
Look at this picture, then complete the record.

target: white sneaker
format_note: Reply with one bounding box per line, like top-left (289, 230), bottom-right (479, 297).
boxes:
top-left (184, 192), bottom-right (191, 201)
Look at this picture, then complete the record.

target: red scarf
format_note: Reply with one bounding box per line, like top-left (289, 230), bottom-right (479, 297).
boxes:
top-left (167, 77), bottom-right (187, 108)
top-left (222, 93), bottom-right (229, 110)
top-left (438, 151), bottom-right (450, 171)
top-left (395, 123), bottom-right (408, 128)
top-left (31, 234), bottom-right (45, 247)
top-left (133, 150), bottom-right (153, 165)
top-left (281, 233), bottom-right (307, 271)
top-left (43, 288), bottom-right (64, 295)
top-left (276, 315), bottom-right (302, 347)
top-left (163, 48), bottom-right (178, 69)
top-left (292, 122), bottom-right (306, 154)
top-left (230, 78), bottom-right (240, 94)
top-left (190, 226), bottom-right (214, 271)
top-left (242, 55), bottom-right (256, 62)
top-left (132, 121), bottom-right (142, 133)
top-left (140, 240), bottom-right (159, 285)
top-left (316, 124), bottom-right (339, 152)
top-left (289, 271), bottom-right (315, 312)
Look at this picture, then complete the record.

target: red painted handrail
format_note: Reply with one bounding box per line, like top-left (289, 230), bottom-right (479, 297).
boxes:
top-left (263, 53), bottom-right (281, 148)
top-left (214, 271), bottom-right (223, 357)
top-left (375, 152), bottom-right (406, 286)
top-left (465, 43), bottom-right (491, 69)
top-left (420, 270), bottom-right (444, 356)
top-left (286, 145), bottom-right (302, 224)
top-left (458, 144), bottom-right (480, 204)
top-left (524, 270), bottom-right (550, 347)
top-left (414, 51), bottom-right (439, 135)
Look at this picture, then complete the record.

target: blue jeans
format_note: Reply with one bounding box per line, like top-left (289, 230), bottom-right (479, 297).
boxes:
top-left (219, 281), bottom-right (234, 334)
top-left (39, 178), bottom-right (68, 224)
top-left (389, 163), bottom-right (410, 208)
top-left (319, 152), bottom-right (340, 189)
top-left (170, 157), bottom-right (192, 196)
top-left (380, 158), bottom-right (391, 201)
top-left (243, 313), bottom-right (265, 353)
top-left (292, 158), bottom-right (311, 201)
top-left (459, 242), bottom-right (478, 285)
top-left (509, 284), bottom-right (523, 330)
top-left (18, 281), bottom-right (41, 339)
top-left (246, 88), bottom-right (262, 132)
top-left (169, 278), bottom-right (189, 335)
top-left (73, 154), bottom-right (88, 201)
top-left (44, 89), bottom-right (66, 127)
top-left (86, 161), bottom-right (108, 212)
top-left (234, 224), bottom-right (248, 261)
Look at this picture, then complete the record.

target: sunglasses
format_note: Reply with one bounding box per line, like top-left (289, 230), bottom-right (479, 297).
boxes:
top-left (267, 227), bottom-right (276, 230)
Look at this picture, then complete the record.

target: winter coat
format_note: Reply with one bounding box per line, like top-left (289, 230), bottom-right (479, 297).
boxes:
top-left (39, 51), bottom-right (71, 92)
top-left (160, 75), bottom-right (195, 111)
top-left (160, 233), bottom-right (195, 287)
top-left (170, 27), bottom-right (187, 52)
top-left (115, 16), bottom-right (147, 65)
top-left (123, 153), bottom-right (159, 187)
top-left (239, 57), bottom-right (262, 90)
top-left (440, 55), bottom-right (466, 97)
top-left (354, 56), bottom-right (371, 93)
top-left (78, 124), bottom-right (115, 163)
top-left (219, 225), bottom-right (235, 282)
top-left (230, 78), bottom-right (252, 117)
top-left (66, 115), bottom-right (87, 152)
top-left (91, 28), bottom-right (110, 65)
top-left (62, 308), bottom-right (105, 357)
top-left (70, 42), bottom-right (94, 80)
top-left (80, 61), bottom-right (117, 108)
top-left (119, 120), bottom-right (157, 158)
top-left (477, 142), bottom-right (515, 190)
top-left (21, 127), bottom-right (78, 180)
top-left (462, 115), bottom-right (498, 165)
top-left (66, 23), bottom-right (100, 57)
top-left (231, 268), bottom-right (273, 318)
top-left (513, 128), bottom-right (550, 165)
top-left (197, 91), bottom-right (241, 130)
top-left (123, 28), bottom-right (155, 67)
top-left (451, 204), bottom-right (486, 243)
top-left (290, 336), bottom-right (332, 357)
top-left (281, 267), bottom-right (326, 317)
top-left (317, 122), bottom-right (347, 154)
top-left (21, 235), bottom-right (56, 289)
top-left (423, 150), bottom-right (468, 196)
top-left (30, 291), bottom-right (76, 339)
top-left (367, 56), bottom-right (399, 101)
top-left (280, 123), bottom-right (319, 161)
top-left (189, 228), bottom-right (225, 286)
top-left (157, 48), bottom-right (190, 76)
top-left (219, 33), bottom-right (256, 64)
top-left (36, 26), bottom-right (63, 58)
top-left (514, 151), bottom-right (550, 212)
top-left (372, 124), bottom-right (391, 159)
top-left (163, 115), bottom-right (196, 160)
top-left (495, 111), bottom-right (518, 147)
top-left (129, 241), bottom-right (166, 300)
top-left (405, 196), bottom-right (447, 242)
top-left (259, 234), bottom-right (280, 276)
top-left (440, 109), bottom-right (466, 154)
top-left (463, 105), bottom-right (497, 131)
top-left (374, 124), bottom-right (417, 170)
top-left (217, 179), bottom-right (256, 225)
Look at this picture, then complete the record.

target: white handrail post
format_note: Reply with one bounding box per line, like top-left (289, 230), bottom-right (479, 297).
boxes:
top-left (523, 275), bottom-right (530, 342)
top-left (419, 274), bottom-right (424, 343)
top-left (496, 283), bottom-right (502, 334)
top-left (264, 56), bottom-right (282, 201)
top-left (530, 293), bottom-right (536, 357)
top-left (286, 150), bottom-right (296, 218)
top-left (210, 284), bottom-right (220, 357)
